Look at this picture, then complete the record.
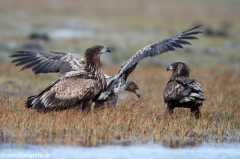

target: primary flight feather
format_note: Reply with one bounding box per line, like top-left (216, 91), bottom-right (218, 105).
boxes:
top-left (97, 25), bottom-right (202, 103)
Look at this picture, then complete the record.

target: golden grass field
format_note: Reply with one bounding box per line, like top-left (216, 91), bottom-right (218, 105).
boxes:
top-left (0, 0), bottom-right (240, 148)
top-left (0, 64), bottom-right (239, 147)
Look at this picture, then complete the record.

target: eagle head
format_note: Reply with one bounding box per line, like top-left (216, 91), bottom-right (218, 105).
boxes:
top-left (85, 45), bottom-right (111, 57)
top-left (167, 62), bottom-right (190, 78)
top-left (126, 79), bottom-right (141, 98)
top-left (84, 45), bottom-right (111, 71)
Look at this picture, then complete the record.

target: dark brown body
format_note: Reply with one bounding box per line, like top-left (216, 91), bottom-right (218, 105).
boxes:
top-left (20, 45), bottom-right (111, 111)
top-left (166, 100), bottom-right (202, 118)
top-left (163, 62), bottom-right (205, 118)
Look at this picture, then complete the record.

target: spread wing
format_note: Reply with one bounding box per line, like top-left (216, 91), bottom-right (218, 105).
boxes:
top-left (10, 51), bottom-right (86, 74)
top-left (26, 77), bottom-right (99, 109)
top-left (163, 78), bottom-right (205, 103)
top-left (106, 25), bottom-right (202, 91)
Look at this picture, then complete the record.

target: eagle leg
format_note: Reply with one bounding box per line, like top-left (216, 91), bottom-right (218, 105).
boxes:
top-left (190, 106), bottom-right (201, 119)
top-left (82, 100), bottom-right (93, 111)
top-left (94, 101), bottom-right (105, 109)
top-left (106, 95), bottom-right (118, 107)
top-left (74, 101), bottom-right (83, 110)
top-left (166, 103), bottom-right (174, 115)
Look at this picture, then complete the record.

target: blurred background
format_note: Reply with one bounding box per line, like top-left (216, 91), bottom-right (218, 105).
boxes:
top-left (0, 0), bottom-right (240, 150)
top-left (0, 0), bottom-right (240, 96)
top-left (0, 0), bottom-right (239, 68)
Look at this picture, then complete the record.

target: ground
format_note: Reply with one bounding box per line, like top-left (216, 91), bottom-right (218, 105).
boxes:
top-left (0, 0), bottom-right (240, 147)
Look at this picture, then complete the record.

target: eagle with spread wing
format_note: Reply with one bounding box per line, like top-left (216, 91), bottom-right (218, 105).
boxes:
top-left (163, 62), bottom-right (205, 118)
top-left (11, 25), bottom-right (202, 110)
top-left (10, 47), bottom-right (140, 109)
top-left (96, 25), bottom-right (203, 105)
top-left (11, 45), bottom-right (114, 110)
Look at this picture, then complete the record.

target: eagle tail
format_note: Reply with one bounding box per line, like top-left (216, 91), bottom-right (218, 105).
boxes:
top-left (25, 95), bottom-right (37, 108)
top-left (25, 79), bottom-right (59, 109)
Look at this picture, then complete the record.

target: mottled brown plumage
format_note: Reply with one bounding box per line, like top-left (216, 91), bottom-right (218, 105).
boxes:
top-left (10, 47), bottom-right (140, 108)
top-left (21, 45), bottom-right (111, 110)
top-left (94, 78), bottom-right (140, 108)
top-left (98, 25), bottom-right (202, 105)
top-left (11, 25), bottom-right (202, 109)
top-left (27, 77), bottom-right (100, 110)
top-left (163, 62), bottom-right (205, 118)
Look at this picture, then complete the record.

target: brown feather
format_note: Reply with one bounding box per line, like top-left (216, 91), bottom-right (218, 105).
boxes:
top-left (163, 62), bottom-right (205, 119)
top-left (24, 45), bottom-right (108, 111)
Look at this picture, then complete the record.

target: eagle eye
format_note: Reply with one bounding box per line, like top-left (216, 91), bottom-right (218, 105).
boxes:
top-left (178, 64), bottom-right (183, 69)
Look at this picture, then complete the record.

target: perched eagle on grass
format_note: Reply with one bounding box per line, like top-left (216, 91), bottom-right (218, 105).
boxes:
top-left (10, 46), bottom-right (140, 110)
top-left (11, 45), bottom-right (114, 110)
top-left (11, 25), bottom-right (202, 110)
top-left (96, 25), bottom-right (203, 105)
top-left (163, 62), bottom-right (205, 118)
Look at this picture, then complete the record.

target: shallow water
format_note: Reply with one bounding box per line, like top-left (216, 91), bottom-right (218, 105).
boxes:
top-left (1, 143), bottom-right (240, 159)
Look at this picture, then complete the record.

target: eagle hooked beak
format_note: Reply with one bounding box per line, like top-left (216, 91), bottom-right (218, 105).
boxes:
top-left (135, 89), bottom-right (141, 98)
top-left (101, 46), bottom-right (112, 53)
top-left (166, 65), bottom-right (173, 71)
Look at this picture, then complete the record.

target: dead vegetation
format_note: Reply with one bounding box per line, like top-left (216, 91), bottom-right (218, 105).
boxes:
top-left (0, 64), bottom-right (239, 147)
top-left (0, 0), bottom-right (240, 148)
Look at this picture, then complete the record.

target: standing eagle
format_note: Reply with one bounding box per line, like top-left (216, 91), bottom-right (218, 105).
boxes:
top-left (11, 45), bottom-right (113, 110)
top-left (163, 62), bottom-right (205, 118)
top-left (96, 25), bottom-right (203, 105)
top-left (11, 25), bottom-right (202, 109)
top-left (10, 46), bottom-right (140, 110)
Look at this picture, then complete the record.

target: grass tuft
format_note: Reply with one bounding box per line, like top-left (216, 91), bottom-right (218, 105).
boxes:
top-left (0, 64), bottom-right (240, 147)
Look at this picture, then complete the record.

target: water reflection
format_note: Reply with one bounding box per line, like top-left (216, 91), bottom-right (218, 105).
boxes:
top-left (1, 142), bottom-right (240, 159)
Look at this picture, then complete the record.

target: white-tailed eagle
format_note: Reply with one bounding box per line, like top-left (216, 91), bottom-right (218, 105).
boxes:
top-left (11, 25), bottom-right (202, 110)
top-left (10, 45), bottom-right (140, 109)
top-left (163, 62), bottom-right (205, 118)
top-left (11, 45), bottom-right (114, 111)
top-left (96, 25), bottom-right (203, 106)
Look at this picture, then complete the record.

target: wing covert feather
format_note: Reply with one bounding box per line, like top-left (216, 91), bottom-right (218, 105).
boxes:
top-left (31, 77), bottom-right (98, 109)
top-left (106, 25), bottom-right (202, 91)
top-left (10, 51), bottom-right (85, 74)
top-left (163, 79), bottom-right (205, 103)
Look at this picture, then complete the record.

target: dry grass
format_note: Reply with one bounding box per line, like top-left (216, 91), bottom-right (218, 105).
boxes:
top-left (0, 0), bottom-right (240, 147)
top-left (0, 64), bottom-right (240, 147)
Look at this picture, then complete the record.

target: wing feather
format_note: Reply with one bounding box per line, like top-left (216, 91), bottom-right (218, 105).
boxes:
top-left (10, 51), bottom-right (37, 57)
top-left (178, 36), bottom-right (198, 40)
top-left (163, 81), bottom-right (182, 103)
top-left (14, 57), bottom-right (39, 66)
top-left (163, 79), bottom-right (205, 103)
top-left (40, 60), bottom-right (57, 73)
top-left (28, 77), bottom-right (98, 109)
top-left (48, 61), bottom-right (65, 73)
top-left (106, 25), bottom-right (202, 91)
top-left (20, 59), bottom-right (43, 71)
top-left (10, 51), bottom-right (85, 74)
top-left (174, 40), bottom-right (192, 45)
top-left (12, 56), bottom-right (36, 63)
top-left (183, 31), bottom-right (202, 36)
top-left (182, 25), bottom-right (201, 33)
top-left (34, 60), bottom-right (54, 74)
